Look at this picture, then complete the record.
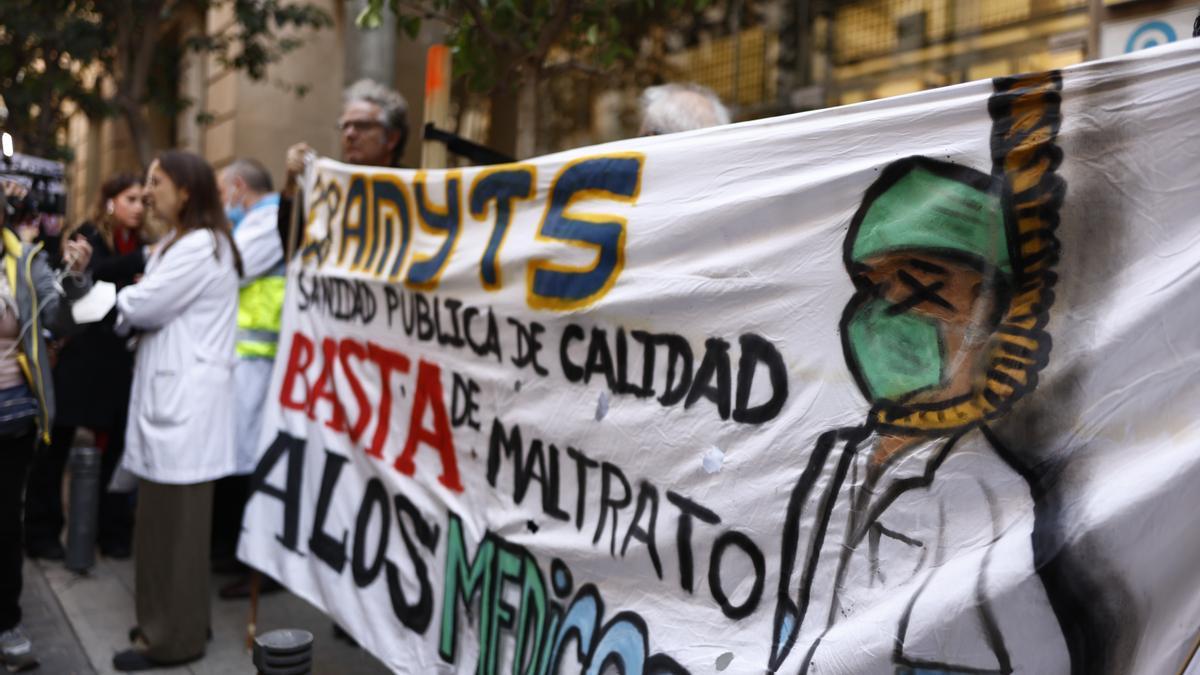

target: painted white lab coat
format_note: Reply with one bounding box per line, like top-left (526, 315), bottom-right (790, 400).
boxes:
top-left (232, 196), bottom-right (282, 474)
top-left (118, 228), bottom-right (239, 484)
top-left (777, 427), bottom-right (1070, 673)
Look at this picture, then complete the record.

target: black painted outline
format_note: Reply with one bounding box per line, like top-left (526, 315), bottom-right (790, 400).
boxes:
top-left (839, 155), bottom-right (1017, 426)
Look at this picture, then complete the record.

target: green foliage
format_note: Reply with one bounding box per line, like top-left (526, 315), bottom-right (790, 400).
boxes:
top-left (0, 0), bottom-right (332, 163)
top-left (0, 0), bottom-right (111, 159)
top-left (189, 0), bottom-right (334, 79)
top-left (357, 0), bottom-right (711, 95)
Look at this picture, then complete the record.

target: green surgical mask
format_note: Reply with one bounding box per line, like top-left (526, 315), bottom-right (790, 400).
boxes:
top-left (846, 297), bottom-right (945, 402)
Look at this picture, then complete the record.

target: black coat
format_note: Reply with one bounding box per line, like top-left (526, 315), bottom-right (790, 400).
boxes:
top-left (52, 222), bottom-right (145, 429)
top-left (277, 191), bottom-right (300, 259)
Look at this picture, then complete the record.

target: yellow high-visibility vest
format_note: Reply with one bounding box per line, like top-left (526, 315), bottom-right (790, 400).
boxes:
top-left (237, 275), bottom-right (285, 359)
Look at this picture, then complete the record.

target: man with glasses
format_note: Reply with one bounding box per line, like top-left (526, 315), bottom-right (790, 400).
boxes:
top-left (262, 77), bottom-right (409, 648)
top-left (276, 79), bottom-right (409, 255)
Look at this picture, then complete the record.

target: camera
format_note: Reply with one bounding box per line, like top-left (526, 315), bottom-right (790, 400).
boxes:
top-left (2, 152), bottom-right (67, 233)
top-left (5, 180), bottom-right (66, 220)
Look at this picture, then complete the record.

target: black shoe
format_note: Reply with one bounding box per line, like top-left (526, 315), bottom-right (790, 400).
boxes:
top-left (112, 648), bottom-right (201, 671)
top-left (25, 540), bottom-right (64, 561)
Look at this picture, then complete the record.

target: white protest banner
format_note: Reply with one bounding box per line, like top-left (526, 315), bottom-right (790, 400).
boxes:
top-left (240, 40), bottom-right (1200, 674)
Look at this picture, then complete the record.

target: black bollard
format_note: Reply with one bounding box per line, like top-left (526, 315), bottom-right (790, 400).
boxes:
top-left (64, 446), bottom-right (101, 573)
top-left (253, 628), bottom-right (313, 675)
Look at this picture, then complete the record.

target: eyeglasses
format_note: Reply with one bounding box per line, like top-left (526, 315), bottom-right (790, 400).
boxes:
top-left (337, 119), bottom-right (385, 134)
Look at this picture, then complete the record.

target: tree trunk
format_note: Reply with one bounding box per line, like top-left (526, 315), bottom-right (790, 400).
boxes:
top-left (515, 67), bottom-right (539, 159)
top-left (31, 92), bottom-right (62, 159)
top-left (115, 0), bottom-right (163, 170)
top-left (118, 97), bottom-right (155, 170)
top-left (487, 84), bottom-right (519, 159)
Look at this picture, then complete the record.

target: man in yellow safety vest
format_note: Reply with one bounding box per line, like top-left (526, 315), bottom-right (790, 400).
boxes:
top-left (213, 158), bottom-right (283, 597)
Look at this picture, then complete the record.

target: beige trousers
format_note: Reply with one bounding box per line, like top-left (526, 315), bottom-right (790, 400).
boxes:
top-left (134, 478), bottom-right (213, 662)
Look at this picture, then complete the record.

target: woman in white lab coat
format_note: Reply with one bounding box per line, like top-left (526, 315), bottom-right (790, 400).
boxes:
top-left (111, 151), bottom-right (242, 672)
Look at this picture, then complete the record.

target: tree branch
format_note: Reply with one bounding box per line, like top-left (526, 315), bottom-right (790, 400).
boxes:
top-left (114, 0), bottom-right (135, 85)
top-left (533, 0), bottom-right (581, 61)
top-left (125, 0), bottom-right (164, 102)
top-left (460, 0), bottom-right (518, 53)
top-left (542, 59), bottom-right (609, 77)
top-left (393, 0), bottom-right (455, 25)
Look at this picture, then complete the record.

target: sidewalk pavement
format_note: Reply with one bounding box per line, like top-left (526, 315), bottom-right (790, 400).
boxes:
top-left (23, 555), bottom-right (392, 674)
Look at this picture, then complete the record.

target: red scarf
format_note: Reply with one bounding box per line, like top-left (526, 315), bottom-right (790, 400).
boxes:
top-left (114, 226), bottom-right (138, 255)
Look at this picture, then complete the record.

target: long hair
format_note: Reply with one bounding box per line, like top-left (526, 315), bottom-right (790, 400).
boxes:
top-left (63, 172), bottom-right (142, 252)
top-left (156, 150), bottom-right (244, 277)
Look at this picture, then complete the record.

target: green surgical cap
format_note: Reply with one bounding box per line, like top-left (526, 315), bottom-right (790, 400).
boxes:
top-left (851, 165), bottom-right (1011, 275)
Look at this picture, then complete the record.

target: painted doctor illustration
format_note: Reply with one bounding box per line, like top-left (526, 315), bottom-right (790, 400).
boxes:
top-left (769, 72), bottom-right (1072, 675)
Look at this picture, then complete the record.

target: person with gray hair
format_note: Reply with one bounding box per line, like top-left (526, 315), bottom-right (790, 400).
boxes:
top-left (277, 78), bottom-right (410, 255)
top-left (222, 158), bottom-right (273, 196)
top-left (638, 82), bottom-right (731, 136)
top-left (342, 78), bottom-right (410, 166)
top-left (213, 157), bottom-right (285, 599)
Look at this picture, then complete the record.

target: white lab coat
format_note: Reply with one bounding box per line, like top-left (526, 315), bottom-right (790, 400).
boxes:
top-left (118, 228), bottom-right (239, 484)
top-left (232, 196), bottom-right (282, 474)
top-left (775, 427), bottom-right (1070, 673)
top-left (234, 197), bottom-right (282, 282)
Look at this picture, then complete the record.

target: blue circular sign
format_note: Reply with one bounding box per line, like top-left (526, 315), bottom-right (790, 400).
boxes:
top-left (1125, 20), bottom-right (1178, 53)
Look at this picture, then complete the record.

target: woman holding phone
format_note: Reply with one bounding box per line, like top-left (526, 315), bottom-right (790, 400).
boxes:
top-left (25, 172), bottom-right (147, 562)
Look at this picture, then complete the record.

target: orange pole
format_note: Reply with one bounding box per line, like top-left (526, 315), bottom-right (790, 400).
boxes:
top-left (421, 44), bottom-right (452, 169)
